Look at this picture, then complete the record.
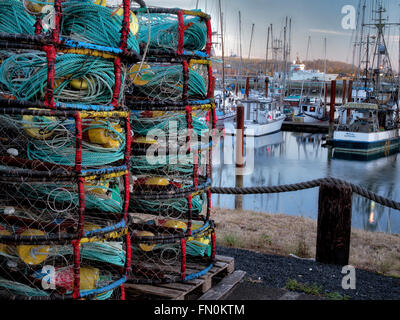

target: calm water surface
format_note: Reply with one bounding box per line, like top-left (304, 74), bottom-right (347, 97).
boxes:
top-left (212, 131), bottom-right (400, 234)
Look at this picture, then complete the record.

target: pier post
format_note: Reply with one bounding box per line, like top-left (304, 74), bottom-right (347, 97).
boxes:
top-left (347, 80), bottom-right (353, 119)
top-left (342, 80), bottom-right (347, 105)
top-left (245, 77), bottom-right (250, 99)
top-left (265, 77), bottom-right (269, 98)
top-left (236, 104), bottom-right (245, 167)
top-left (316, 183), bottom-right (353, 266)
top-left (347, 80), bottom-right (353, 103)
top-left (329, 80), bottom-right (336, 137)
top-left (235, 104), bottom-right (245, 210)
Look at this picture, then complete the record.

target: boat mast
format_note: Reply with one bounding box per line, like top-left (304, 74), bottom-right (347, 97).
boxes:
top-left (248, 23), bottom-right (255, 61)
top-left (266, 25), bottom-right (270, 77)
top-left (218, 0), bottom-right (225, 112)
top-left (356, 0), bottom-right (366, 101)
top-left (239, 11), bottom-right (243, 78)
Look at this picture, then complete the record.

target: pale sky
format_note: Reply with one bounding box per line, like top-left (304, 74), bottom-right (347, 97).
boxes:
top-left (113, 0), bottom-right (400, 71)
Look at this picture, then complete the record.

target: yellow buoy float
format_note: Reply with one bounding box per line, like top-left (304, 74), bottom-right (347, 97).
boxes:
top-left (22, 108), bottom-right (56, 140)
top-left (85, 120), bottom-right (123, 149)
top-left (0, 229), bottom-right (11, 256)
top-left (128, 64), bottom-right (152, 86)
top-left (136, 231), bottom-right (156, 252)
top-left (163, 220), bottom-right (187, 232)
top-left (16, 229), bottom-right (50, 265)
top-left (24, 0), bottom-right (54, 14)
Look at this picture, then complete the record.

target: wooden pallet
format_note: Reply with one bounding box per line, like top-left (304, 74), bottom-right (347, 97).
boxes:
top-left (124, 255), bottom-right (244, 300)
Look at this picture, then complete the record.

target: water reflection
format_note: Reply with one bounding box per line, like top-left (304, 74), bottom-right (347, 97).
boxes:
top-left (212, 131), bottom-right (400, 234)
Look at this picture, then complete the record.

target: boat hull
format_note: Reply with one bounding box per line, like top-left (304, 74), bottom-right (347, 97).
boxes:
top-left (224, 116), bottom-right (285, 137)
top-left (332, 129), bottom-right (400, 155)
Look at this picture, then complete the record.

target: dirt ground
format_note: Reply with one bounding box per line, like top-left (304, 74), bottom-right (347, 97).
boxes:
top-left (212, 207), bottom-right (400, 278)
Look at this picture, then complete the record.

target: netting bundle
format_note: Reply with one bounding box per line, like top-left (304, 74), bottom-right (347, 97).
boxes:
top-left (0, 52), bottom-right (126, 106)
top-left (0, 0), bottom-right (36, 35)
top-left (137, 12), bottom-right (207, 52)
top-left (61, 1), bottom-right (140, 52)
top-left (129, 217), bottom-right (215, 284)
top-left (126, 61), bottom-right (209, 103)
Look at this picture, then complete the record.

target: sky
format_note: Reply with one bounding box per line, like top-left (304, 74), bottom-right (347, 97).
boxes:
top-left (126, 0), bottom-right (400, 72)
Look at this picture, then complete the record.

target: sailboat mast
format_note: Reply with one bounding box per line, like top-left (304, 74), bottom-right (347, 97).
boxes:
top-left (218, 0), bottom-right (225, 111)
top-left (356, 1), bottom-right (366, 100)
top-left (239, 11), bottom-right (243, 77)
top-left (248, 23), bottom-right (255, 60)
top-left (266, 25), bottom-right (270, 76)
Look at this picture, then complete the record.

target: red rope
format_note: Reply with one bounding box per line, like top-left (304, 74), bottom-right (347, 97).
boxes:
top-left (177, 10), bottom-right (185, 55)
top-left (207, 63), bottom-right (213, 100)
top-left (187, 194), bottom-right (193, 236)
top-left (211, 232), bottom-right (216, 260)
top-left (111, 57), bottom-right (122, 108)
top-left (205, 18), bottom-right (212, 56)
top-left (43, 45), bottom-right (56, 109)
top-left (72, 240), bottom-right (81, 299)
top-left (119, 0), bottom-right (131, 53)
top-left (121, 284), bottom-right (125, 300)
top-left (207, 190), bottom-right (211, 221)
top-left (180, 238), bottom-right (186, 281)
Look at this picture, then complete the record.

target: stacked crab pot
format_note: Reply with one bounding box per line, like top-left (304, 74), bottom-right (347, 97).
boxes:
top-left (126, 7), bottom-right (217, 285)
top-left (0, 0), bottom-right (141, 300)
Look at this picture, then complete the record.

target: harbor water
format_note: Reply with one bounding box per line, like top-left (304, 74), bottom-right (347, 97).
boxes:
top-left (212, 131), bottom-right (400, 235)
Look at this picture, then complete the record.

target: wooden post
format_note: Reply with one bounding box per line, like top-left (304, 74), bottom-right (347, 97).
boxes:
top-left (316, 183), bottom-right (353, 266)
top-left (342, 80), bottom-right (347, 105)
top-left (329, 80), bottom-right (336, 124)
top-left (245, 77), bottom-right (250, 99)
top-left (265, 77), bottom-right (269, 98)
top-left (347, 80), bottom-right (353, 103)
top-left (235, 104), bottom-right (245, 210)
top-left (347, 80), bottom-right (353, 120)
top-left (211, 76), bottom-right (216, 100)
top-left (236, 104), bottom-right (245, 167)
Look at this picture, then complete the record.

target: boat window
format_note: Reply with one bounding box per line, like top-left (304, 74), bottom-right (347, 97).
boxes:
top-left (310, 107), bottom-right (315, 112)
top-left (302, 106), bottom-right (308, 112)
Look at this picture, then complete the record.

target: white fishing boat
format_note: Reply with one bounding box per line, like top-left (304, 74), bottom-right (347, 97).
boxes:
top-left (332, 1), bottom-right (400, 159)
top-left (224, 98), bottom-right (285, 137)
top-left (333, 102), bottom-right (399, 156)
top-left (289, 57), bottom-right (337, 82)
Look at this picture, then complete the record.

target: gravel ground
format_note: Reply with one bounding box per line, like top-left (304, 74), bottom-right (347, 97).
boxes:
top-left (217, 246), bottom-right (400, 300)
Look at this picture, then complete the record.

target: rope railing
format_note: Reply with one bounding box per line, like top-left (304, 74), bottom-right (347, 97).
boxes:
top-left (211, 177), bottom-right (400, 211)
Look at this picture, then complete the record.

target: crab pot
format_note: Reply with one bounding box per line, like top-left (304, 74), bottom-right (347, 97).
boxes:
top-left (133, 7), bottom-right (212, 57)
top-left (0, 228), bottom-right (131, 300)
top-left (125, 59), bottom-right (212, 104)
top-left (129, 219), bottom-right (215, 284)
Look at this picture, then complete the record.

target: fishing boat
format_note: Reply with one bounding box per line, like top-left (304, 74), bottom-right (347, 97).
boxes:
top-left (331, 0), bottom-right (400, 159)
top-left (224, 97), bottom-right (285, 137)
top-left (214, 89), bottom-right (237, 126)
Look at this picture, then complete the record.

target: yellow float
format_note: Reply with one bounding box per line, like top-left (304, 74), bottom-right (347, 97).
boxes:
top-left (136, 231), bottom-right (156, 252)
top-left (163, 220), bottom-right (187, 232)
top-left (22, 108), bottom-right (56, 140)
top-left (16, 229), bottom-right (50, 265)
top-left (114, 6), bottom-right (139, 36)
top-left (145, 177), bottom-right (170, 187)
top-left (24, 0), bottom-right (54, 14)
top-left (79, 267), bottom-right (100, 290)
top-left (70, 79), bottom-right (89, 90)
top-left (84, 181), bottom-right (110, 195)
top-left (132, 136), bottom-right (157, 145)
top-left (86, 120), bottom-right (123, 149)
top-left (128, 63), bottom-right (152, 86)
top-left (0, 229), bottom-right (11, 256)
